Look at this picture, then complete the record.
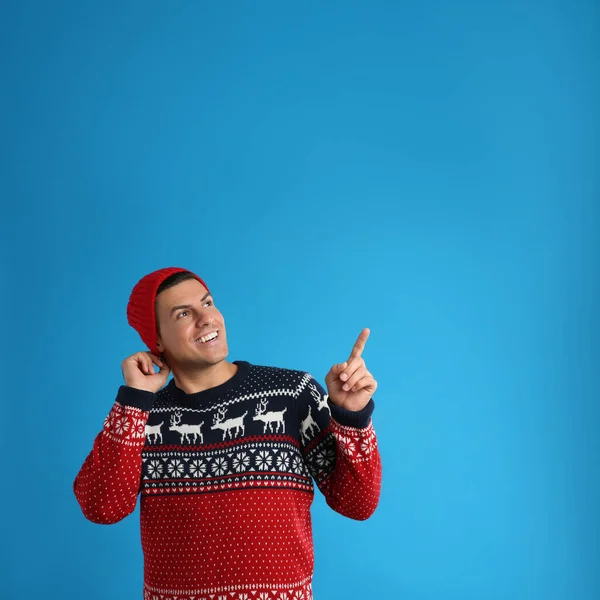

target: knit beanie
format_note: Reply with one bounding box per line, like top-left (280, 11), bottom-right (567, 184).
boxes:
top-left (126, 267), bottom-right (210, 356)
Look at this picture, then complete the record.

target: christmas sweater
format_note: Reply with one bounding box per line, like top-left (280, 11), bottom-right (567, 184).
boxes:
top-left (73, 360), bottom-right (382, 600)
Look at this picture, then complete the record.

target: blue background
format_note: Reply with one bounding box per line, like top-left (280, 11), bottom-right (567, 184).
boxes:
top-left (2, 1), bottom-right (599, 599)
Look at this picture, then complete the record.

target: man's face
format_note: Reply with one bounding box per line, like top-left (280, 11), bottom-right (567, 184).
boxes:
top-left (155, 278), bottom-right (229, 368)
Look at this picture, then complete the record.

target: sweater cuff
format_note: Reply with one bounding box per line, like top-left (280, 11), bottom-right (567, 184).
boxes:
top-left (329, 397), bottom-right (375, 429)
top-left (116, 385), bottom-right (155, 412)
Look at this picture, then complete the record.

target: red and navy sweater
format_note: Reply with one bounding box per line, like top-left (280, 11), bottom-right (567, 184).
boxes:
top-left (73, 360), bottom-right (382, 600)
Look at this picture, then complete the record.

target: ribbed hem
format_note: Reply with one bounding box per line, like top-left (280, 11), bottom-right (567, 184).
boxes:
top-left (116, 385), bottom-right (155, 411)
top-left (329, 397), bottom-right (375, 429)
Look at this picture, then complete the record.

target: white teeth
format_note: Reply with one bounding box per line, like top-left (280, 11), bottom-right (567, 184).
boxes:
top-left (197, 331), bottom-right (218, 344)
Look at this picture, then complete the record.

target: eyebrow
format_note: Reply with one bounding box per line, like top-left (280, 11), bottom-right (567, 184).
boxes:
top-left (169, 292), bottom-right (212, 316)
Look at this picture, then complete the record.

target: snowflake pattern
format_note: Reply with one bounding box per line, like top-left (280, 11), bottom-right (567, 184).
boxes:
top-left (256, 450), bottom-right (273, 471)
top-left (132, 417), bottom-right (146, 438)
top-left (315, 447), bottom-right (335, 469)
top-left (337, 435), bottom-right (356, 457)
top-left (212, 456), bottom-right (228, 476)
top-left (360, 438), bottom-right (373, 455)
top-left (167, 459), bottom-right (184, 478)
top-left (147, 460), bottom-right (163, 479)
top-left (143, 446), bottom-right (312, 482)
top-left (189, 459), bottom-right (206, 478)
top-left (292, 455), bottom-right (304, 475)
top-left (104, 413), bottom-right (113, 429)
top-left (232, 452), bottom-right (250, 472)
top-left (114, 416), bottom-right (130, 436)
top-left (276, 451), bottom-right (290, 471)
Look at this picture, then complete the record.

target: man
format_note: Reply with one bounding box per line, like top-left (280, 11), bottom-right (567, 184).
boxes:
top-left (74, 266), bottom-right (382, 600)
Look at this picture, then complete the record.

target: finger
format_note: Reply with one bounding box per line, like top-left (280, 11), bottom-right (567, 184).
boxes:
top-left (149, 353), bottom-right (168, 374)
top-left (148, 353), bottom-right (164, 368)
top-left (326, 363), bottom-right (341, 385)
top-left (348, 328), bottom-right (370, 360)
top-left (350, 375), bottom-right (377, 394)
top-left (326, 362), bottom-right (347, 384)
top-left (339, 357), bottom-right (364, 382)
top-left (133, 355), bottom-right (151, 375)
top-left (143, 354), bottom-right (161, 375)
top-left (342, 366), bottom-right (367, 392)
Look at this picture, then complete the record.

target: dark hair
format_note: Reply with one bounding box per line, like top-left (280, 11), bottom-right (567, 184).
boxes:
top-left (156, 271), bottom-right (198, 296)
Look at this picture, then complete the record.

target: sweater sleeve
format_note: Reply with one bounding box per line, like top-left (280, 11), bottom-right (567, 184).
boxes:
top-left (73, 386), bottom-right (155, 524)
top-left (296, 373), bottom-right (382, 521)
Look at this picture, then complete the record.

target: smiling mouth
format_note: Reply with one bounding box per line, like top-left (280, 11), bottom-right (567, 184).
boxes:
top-left (194, 330), bottom-right (220, 344)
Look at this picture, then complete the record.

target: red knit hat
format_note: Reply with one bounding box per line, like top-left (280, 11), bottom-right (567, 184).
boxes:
top-left (126, 267), bottom-right (210, 356)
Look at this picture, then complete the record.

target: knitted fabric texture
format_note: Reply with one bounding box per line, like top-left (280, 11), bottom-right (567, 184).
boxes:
top-left (126, 267), bottom-right (210, 355)
top-left (73, 361), bottom-right (382, 600)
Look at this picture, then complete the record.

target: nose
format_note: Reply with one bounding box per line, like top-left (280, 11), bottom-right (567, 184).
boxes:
top-left (197, 315), bottom-right (216, 329)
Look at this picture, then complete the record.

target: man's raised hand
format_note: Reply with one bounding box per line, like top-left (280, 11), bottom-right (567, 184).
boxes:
top-left (121, 352), bottom-right (170, 393)
top-left (325, 328), bottom-right (378, 412)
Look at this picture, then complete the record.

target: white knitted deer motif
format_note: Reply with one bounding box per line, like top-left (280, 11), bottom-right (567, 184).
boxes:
top-left (309, 383), bottom-right (331, 414)
top-left (169, 411), bottom-right (204, 444)
top-left (300, 405), bottom-right (320, 442)
top-left (145, 421), bottom-right (164, 444)
top-left (211, 406), bottom-right (248, 440)
top-left (253, 398), bottom-right (288, 433)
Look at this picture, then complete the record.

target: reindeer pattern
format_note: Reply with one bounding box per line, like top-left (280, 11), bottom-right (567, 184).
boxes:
top-left (145, 421), bottom-right (164, 444)
top-left (211, 406), bottom-right (249, 440)
top-left (144, 375), bottom-right (331, 447)
top-left (253, 398), bottom-right (288, 433)
top-left (309, 382), bottom-right (331, 415)
top-left (169, 411), bottom-right (204, 444)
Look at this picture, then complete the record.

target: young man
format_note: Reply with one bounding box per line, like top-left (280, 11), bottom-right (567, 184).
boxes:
top-left (73, 266), bottom-right (382, 600)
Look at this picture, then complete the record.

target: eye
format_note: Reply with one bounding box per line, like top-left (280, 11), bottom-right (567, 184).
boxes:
top-left (177, 311), bottom-right (188, 319)
top-left (204, 300), bottom-right (213, 307)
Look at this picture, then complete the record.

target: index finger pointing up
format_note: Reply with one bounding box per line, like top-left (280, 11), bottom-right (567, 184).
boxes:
top-left (349, 328), bottom-right (370, 360)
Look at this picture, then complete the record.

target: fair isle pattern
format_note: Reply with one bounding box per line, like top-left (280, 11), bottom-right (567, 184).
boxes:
top-left (150, 386), bottom-right (298, 415)
top-left (74, 361), bottom-right (382, 599)
top-left (100, 403), bottom-right (148, 447)
top-left (104, 402), bottom-right (147, 439)
top-left (330, 420), bottom-right (378, 462)
top-left (141, 437), bottom-right (315, 496)
top-left (294, 372), bottom-right (319, 397)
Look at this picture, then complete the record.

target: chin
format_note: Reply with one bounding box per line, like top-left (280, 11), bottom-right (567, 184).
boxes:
top-left (203, 355), bottom-right (227, 367)
top-left (202, 346), bottom-right (229, 364)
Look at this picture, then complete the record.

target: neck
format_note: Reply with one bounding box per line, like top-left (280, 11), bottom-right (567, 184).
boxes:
top-left (171, 360), bottom-right (238, 395)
